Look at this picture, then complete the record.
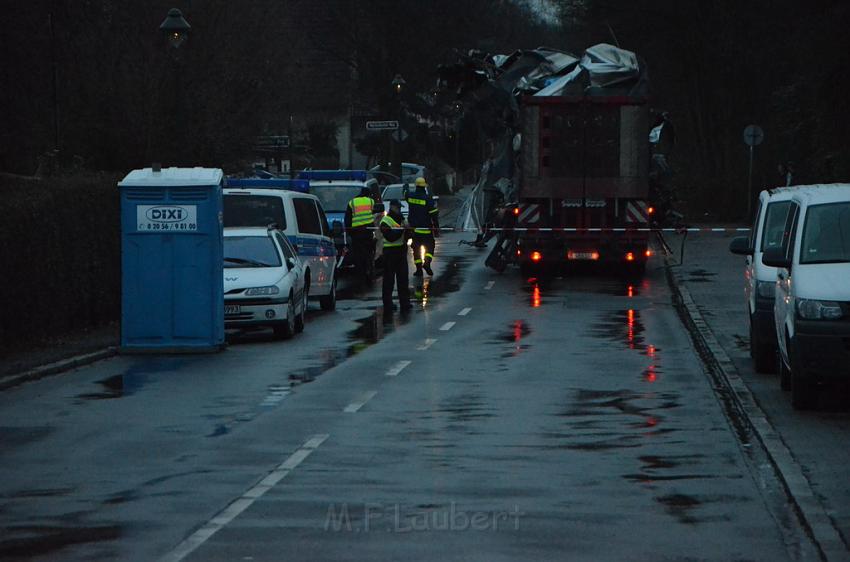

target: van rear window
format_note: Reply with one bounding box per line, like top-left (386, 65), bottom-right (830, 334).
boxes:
top-left (224, 195), bottom-right (286, 229)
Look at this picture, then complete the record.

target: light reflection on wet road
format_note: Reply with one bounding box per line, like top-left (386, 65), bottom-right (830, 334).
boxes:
top-left (0, 235), bottom-right (820, 561)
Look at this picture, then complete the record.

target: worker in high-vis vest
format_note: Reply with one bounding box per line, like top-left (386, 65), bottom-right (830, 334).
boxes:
top-left (379, 199), bottom-right (411, 312)
top-left (406, 177), bottom-right (440, 276)
top-left (344, 187), bottom-right (377, 284)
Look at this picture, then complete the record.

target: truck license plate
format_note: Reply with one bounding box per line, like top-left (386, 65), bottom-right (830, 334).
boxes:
top-left (224, 305), bottom-right (241, 315)
top-left (571, 252), bottom-right (597, 260)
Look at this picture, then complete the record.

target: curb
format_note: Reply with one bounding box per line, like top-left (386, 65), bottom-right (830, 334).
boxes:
top-left (664, 259), bottom-right (849, 562)
top-left (0, 347), bottom-right (118, 391)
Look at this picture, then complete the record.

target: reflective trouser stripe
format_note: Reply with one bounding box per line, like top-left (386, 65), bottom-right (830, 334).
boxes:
top-left (414, 228), bottom-right (431, 234)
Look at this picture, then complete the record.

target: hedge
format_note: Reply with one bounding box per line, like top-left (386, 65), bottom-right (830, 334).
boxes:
top-left (0, 174), bottom-right (121, 352)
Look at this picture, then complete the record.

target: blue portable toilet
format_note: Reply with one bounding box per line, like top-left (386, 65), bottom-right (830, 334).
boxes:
top-left (118, 167), bottom-right (225, 352)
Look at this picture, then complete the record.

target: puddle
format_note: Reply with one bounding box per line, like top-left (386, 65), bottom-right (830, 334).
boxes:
top-left (436, 393), bottom-right (495, 424)
top-left (5, 488), bottom-right (75, 499)
top-left (590, 309), bottom-right (661, 358)
top-left (76, 358), bottom-right (183, 401)
top-left (0, 525), bottom-right (122, 558)
top-left (0, 426), bottom-right (53, 453)
top-left (685, 268), bottom-right (717, 284)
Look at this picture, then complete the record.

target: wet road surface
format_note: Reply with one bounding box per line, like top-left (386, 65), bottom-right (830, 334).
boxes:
top-left (0, 234), bottom-right (821, 561)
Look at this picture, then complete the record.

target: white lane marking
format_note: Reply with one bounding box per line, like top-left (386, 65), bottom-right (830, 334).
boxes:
top-left (439, 322), bottom-right (456, 331)
top-left (485, 281), bottom-right (495, 290)
top-left (385, 360), bottom-right (412, 377)
top-left (159, 434), bottom-right (329, 562)
top-left (416, 338), bottom-right (437, 351)
top-left (458, 307), bottom-right (472, 316)
top-left (344, 391), bottom-right (378, 413)
top-left (259, 384), bottom-right (290, 407)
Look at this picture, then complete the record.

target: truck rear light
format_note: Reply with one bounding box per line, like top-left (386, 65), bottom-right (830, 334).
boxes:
top-left (648, 206), bottom-right (655, 215)
top-left (625, 252), bottom-right (635, 262)
top-left (513, 207), bottom-right (520, 216)
top-left (516, 249), bottom-right (522, 257)
top-left (645, 249), bottom-right (652, 258)
top-left (530, 251), bottom-right (543, 262)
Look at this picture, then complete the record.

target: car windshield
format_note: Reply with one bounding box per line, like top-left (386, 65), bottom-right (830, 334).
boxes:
top-left (224, 195), bottom-right (286, 229)
top-left (800, 202), bottom-right (850, 264)
top-left (311, 185), bottom-right (362, 212)
top-left (223, 235), bottom-right (281, 268)
top-left (382, 186), bottom-right (407, 200)
top-left (760, 201), bottom-right (792, 252)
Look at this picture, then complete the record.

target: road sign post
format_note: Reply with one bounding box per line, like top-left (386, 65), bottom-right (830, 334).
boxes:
top-left (743, 124), bottom-right (765, 219)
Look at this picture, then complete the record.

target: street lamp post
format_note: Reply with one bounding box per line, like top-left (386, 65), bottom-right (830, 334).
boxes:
top-left (453, 100), bottom-right (463, 188)
top-left (157, 8), bottom-right (191, 166)
top-left (391, 74), bottom-right (406, 181)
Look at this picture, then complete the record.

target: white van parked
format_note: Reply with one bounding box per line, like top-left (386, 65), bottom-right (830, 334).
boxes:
top-left (223, 180), bottom-right (338, 310)
top-left (729, 188), bottom-right (796, 372)
top-left (761, 184), bottom-right (850, 409)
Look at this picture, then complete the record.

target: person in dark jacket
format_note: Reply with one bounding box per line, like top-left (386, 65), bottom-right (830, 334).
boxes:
top-left (406, 177), bottom-right (440, 276)
top-left (379, 200), bottom-right (411, 312)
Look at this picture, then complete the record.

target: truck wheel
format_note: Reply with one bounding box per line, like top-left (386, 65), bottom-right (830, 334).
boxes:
top-left (320, 279), bottom-right (337, 311)
top-left (625, 261), bottom-right (646, 279)
top-left (750, 317), bottom-right (777, 373)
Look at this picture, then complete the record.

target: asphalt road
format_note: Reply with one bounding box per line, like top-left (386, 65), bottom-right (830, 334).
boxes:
top-left (0, 232), bottom-right (823, 561)
top-left (665, 230), bottom-right (850, 558)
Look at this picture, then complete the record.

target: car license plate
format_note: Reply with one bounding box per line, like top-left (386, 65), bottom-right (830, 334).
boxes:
top-left (224, 305), bottom-right (241, 315)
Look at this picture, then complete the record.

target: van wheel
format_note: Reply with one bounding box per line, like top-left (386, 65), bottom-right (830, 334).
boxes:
top-left (320, 279), bottom-right (337, 311)
top-left (778, 350), bottom-right (791, 391)
top-left (789, 341), bottom-right (817, 410)
top-left (750, 317), bottom-right (777, 373)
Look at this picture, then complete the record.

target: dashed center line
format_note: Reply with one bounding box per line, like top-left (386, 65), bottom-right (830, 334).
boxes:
top-left (485, 281), bottom-right (495, 290)
top-left (385, 360), bottom-right (412, 377)
top-left (440, 321), bottom-right (456, 331)
top-left (344, 391), bottom-right (378, 413)
top-left (416, 338), bottom-right (437, 351)
top-left (159, 434), bottom-right (329, 562)
top-left (458, 307), bottom-right (472, 316)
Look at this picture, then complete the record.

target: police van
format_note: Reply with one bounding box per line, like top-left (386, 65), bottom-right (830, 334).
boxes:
top-left (297, 171), bottom-right (385, 274)
top-left (223, 178), bottom-right (338, 310)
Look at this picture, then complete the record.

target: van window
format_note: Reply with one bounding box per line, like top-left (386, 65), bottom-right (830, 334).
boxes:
top-left (800, 202), bottom-right (850, 264)
top-left (760, 201), bottom-right (792, 252)
top-left (224, 195), bottom-right (286, 229)
top-left (293, 198), bottom-right (322, 235)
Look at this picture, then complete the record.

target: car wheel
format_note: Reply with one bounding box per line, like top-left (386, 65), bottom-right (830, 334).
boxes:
top-left (320, 278), bottom-right (337, 311)
top-left (750, 316), bottom-right (777, 373)
top-left (294, 289), bottom-right (307, 334)
top-left (273, 297), bottom-right (295, 340)
top-left (789, 341), bottom-right (817, 410)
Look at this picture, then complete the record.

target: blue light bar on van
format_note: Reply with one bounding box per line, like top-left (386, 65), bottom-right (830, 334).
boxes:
top-left (224, 178), bottom-right (310, 193)
top-left (296, 170), bottom-right (369, 182)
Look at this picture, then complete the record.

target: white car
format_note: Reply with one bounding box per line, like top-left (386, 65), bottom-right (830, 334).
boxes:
top-left (223, 227), bottom-right (308, 338)
top-left (223, 182), bottom-right (338, 310)
top-left (761, 184), bottom-right (850, 409)
top-left (729, 188), bottom-right (795, 372)
top-left (381, 183), bottom-right (437, 220)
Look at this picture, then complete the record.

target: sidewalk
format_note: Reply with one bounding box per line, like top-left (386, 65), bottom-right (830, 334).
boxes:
top-left (664, 230), bottom-right (850, 559)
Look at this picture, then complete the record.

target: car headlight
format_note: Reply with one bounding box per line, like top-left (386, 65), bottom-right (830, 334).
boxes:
top-left (756, 281), bottom-right (775, 299)
top-left (244, 286), bottom-right (280, 296)
top-left (797, 299), bottom-right (844, 320)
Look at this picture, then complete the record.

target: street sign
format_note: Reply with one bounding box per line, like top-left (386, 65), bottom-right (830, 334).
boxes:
top-left (366, 120), bottom-right (399, 131)
top-left (743, 125), bottom-right (764, 147)
top-left (257, 135), bottom-right (289, 149)
top-left (392, 128), bottom-right (409, 142)
top-left (743, 124), bottom-right (764, 219)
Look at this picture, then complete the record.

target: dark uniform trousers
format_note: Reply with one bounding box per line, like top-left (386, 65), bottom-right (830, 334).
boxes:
top-left (382, 247), bottom-right (410, 308)
top-left (412, 232), bottom-right (436, 266)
